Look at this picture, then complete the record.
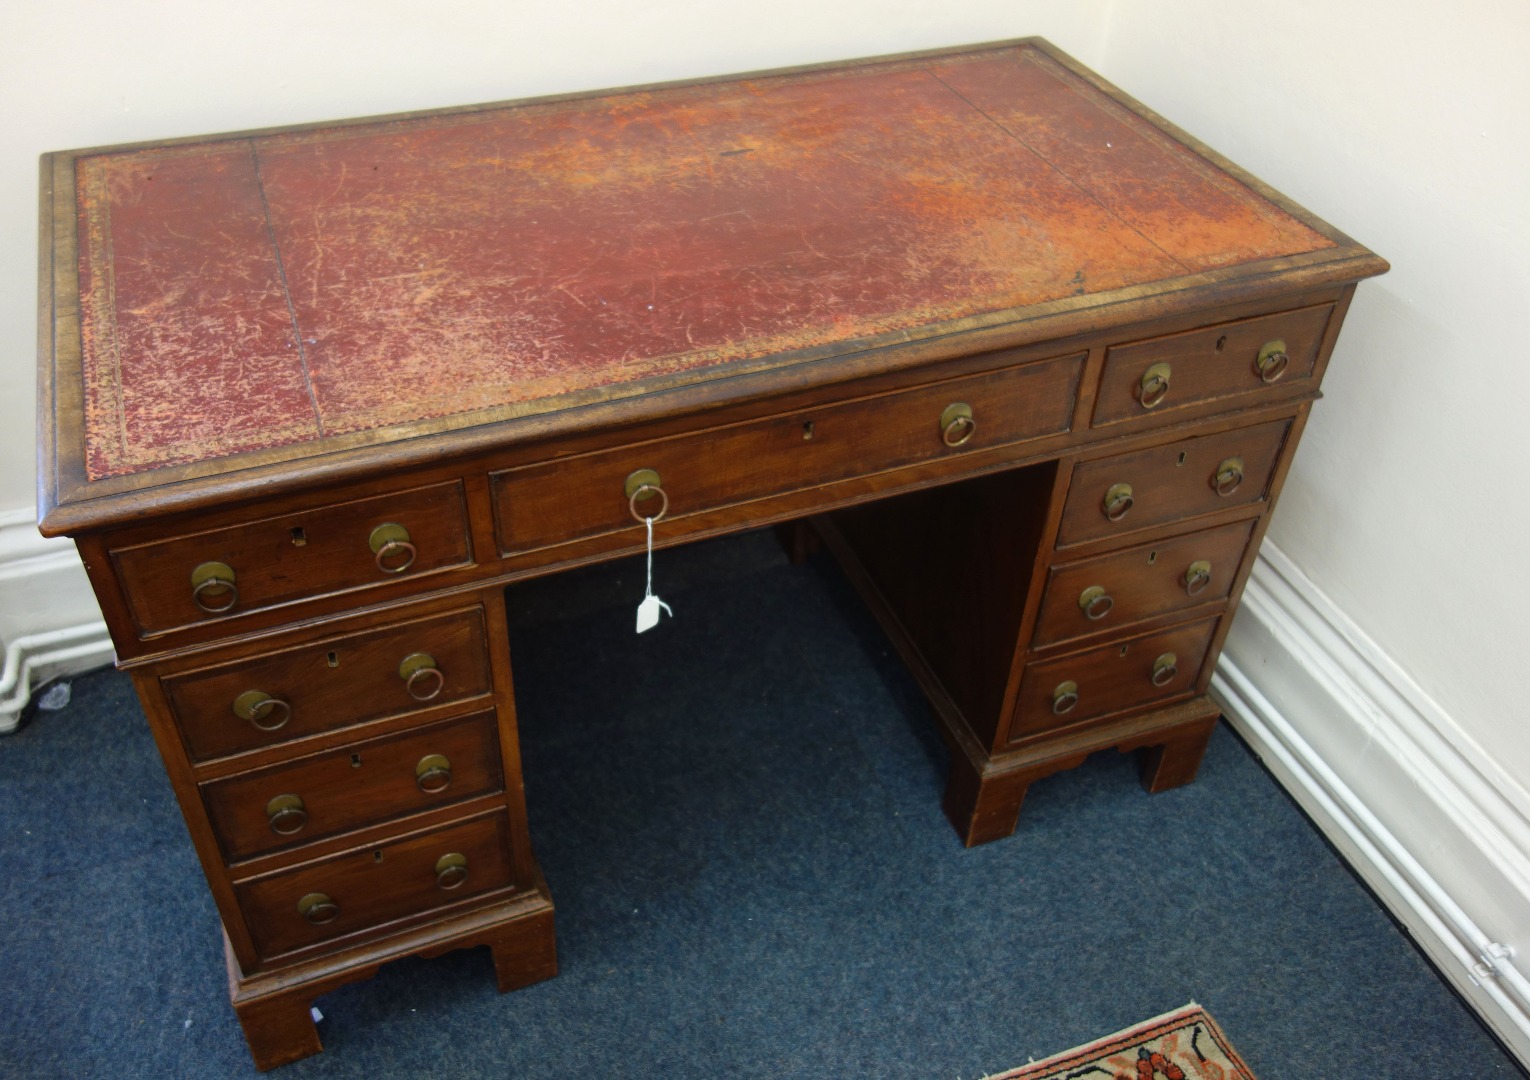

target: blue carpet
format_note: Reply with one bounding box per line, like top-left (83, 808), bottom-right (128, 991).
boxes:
top-left (0, 529), bottom-right (1521, 1077)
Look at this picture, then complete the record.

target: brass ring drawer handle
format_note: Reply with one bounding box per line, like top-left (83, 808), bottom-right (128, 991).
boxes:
top-left (1184, 560), bottom-right (1213, 596)
top-left (1078, 585), bottom-right (1114, 621)
top-left (415, 753), bottom-right (452, 794)
top-left (1102, 482), bottom-right (1134, 522)
top-left (435, 852), bottom-right (469, 890)
top-left (266, 794), bottom-right (307, 835)
top-left (1255, 339), bottom-right (1289, 383)
top-left (1139, 363), bottom-right (1172, 409)
top-left (1212, 457), bottom-right (1245, 497)
top-left (233, 690), bottom-right (292, 732)
top-left (190, 561), bottom-right (238, 614)
top-left (369, 523), bottom-right (418, 574)
top-left (940, 402), bottom-right (976, 447)
top-left (298, 892), bottom-right (339, 925)
top-left (625, 469), bottom-right (669, 523)
top-left (1150, 652), bottom-right (1179, 687)
top-left (1051, 680), bottom-right (1079, 715)
top-left (398, 652), bottom-right (445, 702)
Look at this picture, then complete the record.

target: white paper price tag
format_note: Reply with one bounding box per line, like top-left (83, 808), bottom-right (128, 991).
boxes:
top-left (636, 516), bottom-right (673, 633)
top-left (636, 593), bottom-right (672, 633)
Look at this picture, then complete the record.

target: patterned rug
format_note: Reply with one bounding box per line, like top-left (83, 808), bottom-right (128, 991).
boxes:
top-left (985, 1005), bottom-right (1257, 1079)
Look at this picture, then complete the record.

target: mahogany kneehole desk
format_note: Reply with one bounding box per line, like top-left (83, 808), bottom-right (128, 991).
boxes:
top-left (36, 39), bottom-right (1386, 1070)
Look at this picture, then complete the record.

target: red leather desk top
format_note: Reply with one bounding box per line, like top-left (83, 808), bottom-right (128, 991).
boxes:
top-left (64, 42), bottom-right (1339, 487)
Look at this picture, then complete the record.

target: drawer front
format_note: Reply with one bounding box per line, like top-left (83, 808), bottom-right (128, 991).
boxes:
top-left (1009, 618), bottom-right (1220, 745)
top-left (164, 607), bottom-right (492, 763)
top-left (203, 711), bottom-right (503, 862)
top-left (237, 810), bottom-right (516, 961)
top-left (1093, 304), bottom-right (1333, 427)
top-left (111, 481), bottom-right (472, 636)
top-left (1057, 418), bottom-right (1290, 548)
top-left (492, 353), bottom-right (1084, 555)
top-left (1033, 520), bottom-right (1255, 647)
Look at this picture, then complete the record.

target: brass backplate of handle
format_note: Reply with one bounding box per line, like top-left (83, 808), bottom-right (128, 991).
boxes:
top-left (1051, 679), bottom-right (1079, 715)
top-left (1151, 652), bottom-right (1179, 687)
top-left (368, 522), bottom-right (417, 573)
top-left (1078, 585), bottom-right (1113, 621)
top-left (1139, 362), bottom-right (1172, 408)
top-left (191, 560), bottom-right (235, 589)
top-left (624, 468), bottom-right (668, 523)
top-left (415, 753), bottom-right (453, 794)
top-left (1212, 457), bottom-right (1245, 497)
top-left (190, 561), bottom-right (238, 614)
top-left (298, 892), bottom-right (339, 924)
top-left (1255, 339), bottom-right (1289, 383)
top-left (398, 652), bottom-right (444, 701)
top-left (435, 851), bottom-right (469, 890)
top-left (368, 522), bottom-right (411, 553)
top-left (1184, 559), bottom-right (1213, 596)
top-left (1102, 482), bottom-right (1134, 521)
top-left (939, 402), bottom-right (976, 446)
top-left (624, 468), bottom-right (662, 501)
top-left (265, 793), bottom-right (307, 835)
top-left (398, 652), bottom-right (437, 681)
top-left (233, 690), bottom-right (291, 732)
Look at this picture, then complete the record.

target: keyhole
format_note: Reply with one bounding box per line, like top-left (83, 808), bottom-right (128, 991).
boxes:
top-left (327, 652), bottom-right (339, 668)
top-left (351, 753), bottom-right (362, 768)
top-left (373, 850), bottom-right (384, 863)
top-left (1176, 451), bottom-right (1187, 466)
top-left (290, 526), bottom-right (307, 547)
top-left (1147, 551), bottom-right (1158, 565)
top-left (802, 420), bottom-right (815, 441)
top-left (1120, 644), bottom-right (1129, 657)
top-left (1215, 334), bottom-right (1228, 352)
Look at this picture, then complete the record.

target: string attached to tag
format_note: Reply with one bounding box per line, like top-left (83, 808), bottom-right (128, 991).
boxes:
top-left (636, 515), bottom-right (673, 633)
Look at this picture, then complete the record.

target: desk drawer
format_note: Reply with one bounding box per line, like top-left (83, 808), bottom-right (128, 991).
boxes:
top-left (164, 607), bottom-right (492, 763)
top-left (1033, 520), bottom-right (1255, 647)
top-left (236, 810), bottom-right (516, 961)
top-left (1092, 305), bottom-right (1332, 427)
top-left (1008, 617), bottom-right (1219, 745)
top-left (1056, 419), bottom-right (1290, 548)
top-left (491, 353), bottom-right (1083, 556)
top-left (203, 711), bottom-right (503, 863)
top-left (110, 481), bottom-right (472, 636)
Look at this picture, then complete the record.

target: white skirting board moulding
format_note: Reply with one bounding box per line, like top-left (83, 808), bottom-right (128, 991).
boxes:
top-left (1214, 542), bottom-right (1530, 1066)
top-left (0, 507), bottom-right (114, 733)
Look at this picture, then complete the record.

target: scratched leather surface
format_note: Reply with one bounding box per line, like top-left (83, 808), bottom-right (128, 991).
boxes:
top-left (74, 45), bottom-right (1333, 480)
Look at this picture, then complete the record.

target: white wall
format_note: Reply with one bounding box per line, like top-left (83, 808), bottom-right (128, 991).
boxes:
top-left (1093, 0), bottom-right (1530, 1057)
top-left (1097, 0), bottom-right (1530, 781)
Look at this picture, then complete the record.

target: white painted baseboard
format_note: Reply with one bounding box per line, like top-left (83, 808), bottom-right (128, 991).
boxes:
top-left (0, 507), bottom-right (113, 732)
top-left (1214, 543), bottom-right (1530, 1066)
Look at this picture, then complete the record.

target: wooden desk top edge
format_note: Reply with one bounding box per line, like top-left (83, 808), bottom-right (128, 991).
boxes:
top-left (37, 37), bottom-right (1388, 537)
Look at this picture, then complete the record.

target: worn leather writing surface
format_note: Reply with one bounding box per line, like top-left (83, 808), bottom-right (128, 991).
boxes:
top-left (73, 44), bottom-right (1333, 480)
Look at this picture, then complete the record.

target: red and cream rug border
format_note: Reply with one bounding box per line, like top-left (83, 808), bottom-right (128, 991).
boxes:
top-left (983, 1004), bottom-right (1257, 1079)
